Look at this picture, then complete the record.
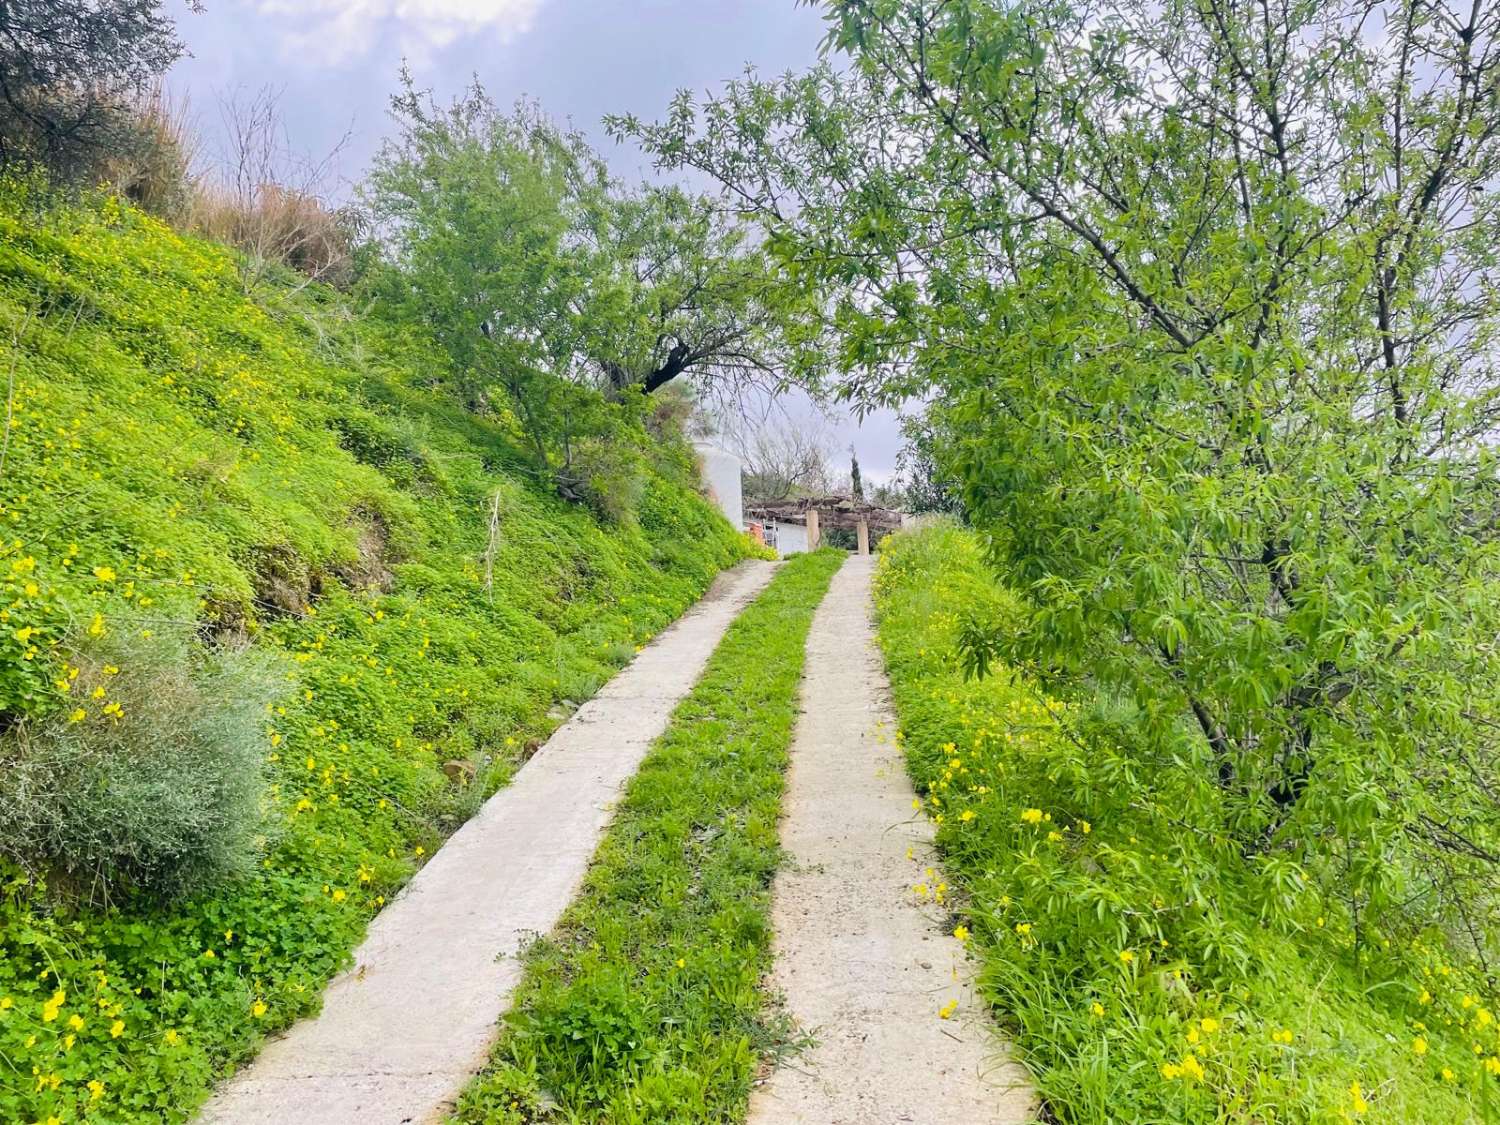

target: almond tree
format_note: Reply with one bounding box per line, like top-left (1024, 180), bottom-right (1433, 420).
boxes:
top-left (626, 0), bottom-right (1500, 956)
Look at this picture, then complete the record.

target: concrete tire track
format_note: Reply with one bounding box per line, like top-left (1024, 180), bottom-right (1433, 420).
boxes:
top-left (199, 560), bottom-right (778, 1125)
top-left (748, 555), bottom-right (1036, 1125)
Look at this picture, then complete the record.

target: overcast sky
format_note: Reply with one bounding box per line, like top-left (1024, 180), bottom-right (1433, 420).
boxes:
top-left (168, 0), bottom-right (907, 482)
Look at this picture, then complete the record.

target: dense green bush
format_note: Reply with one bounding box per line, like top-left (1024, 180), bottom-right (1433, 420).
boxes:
top-left (875, 526), bottom-right (1491, 1123)
top-left (0, 189), bottom-right (752, 1123)
top-left (0, 620), bottom-right (280, 901)
top-left (570, 435), bottom-right (648, 526)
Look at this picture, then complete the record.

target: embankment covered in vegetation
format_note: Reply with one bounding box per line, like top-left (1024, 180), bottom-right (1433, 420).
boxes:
top-left (0, 190), bottom-right (751, 1122)
top-left (875, 525), bottom-right (1488, 1124)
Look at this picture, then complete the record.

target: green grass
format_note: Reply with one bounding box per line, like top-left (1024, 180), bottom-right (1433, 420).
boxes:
top-left (0, 190), bottom-right (755, 1122)
top-left (873, 524), bottom-right (1493, 1125)
top-left (453, 548), bottom-right (844, 1125)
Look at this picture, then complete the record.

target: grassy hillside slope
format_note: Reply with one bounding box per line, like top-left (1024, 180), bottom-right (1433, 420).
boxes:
top-left (0, 188), bottom-right (751, 1122)
top-left (875, 525), bottom-right (1489, 1124)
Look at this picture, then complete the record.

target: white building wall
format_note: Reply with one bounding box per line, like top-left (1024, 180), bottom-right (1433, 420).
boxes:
top-left (693, 442), bottom-right (743, 530)
top-left (769, 519), bottom-right (809, 556)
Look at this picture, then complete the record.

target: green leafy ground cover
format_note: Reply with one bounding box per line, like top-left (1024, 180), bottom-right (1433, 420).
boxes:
top-left (0, 190), bottom-right (752, 1122)
top-left (453, 549), bottom-right (843, 1125)
top-left (874, 525), bottom-right (1493, 1125)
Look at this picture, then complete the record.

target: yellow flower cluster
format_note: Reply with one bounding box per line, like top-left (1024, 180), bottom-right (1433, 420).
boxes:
top-left (1159, 1052), bottom-right (1205, 1082)
top-left (1, 969), bottom-right (132, 1113)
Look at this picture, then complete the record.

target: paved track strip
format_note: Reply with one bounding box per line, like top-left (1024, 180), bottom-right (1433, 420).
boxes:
top-left (748, 555), bottom-right (1035, 1125)
top-left (200, 560), bottom-right (777, 1125)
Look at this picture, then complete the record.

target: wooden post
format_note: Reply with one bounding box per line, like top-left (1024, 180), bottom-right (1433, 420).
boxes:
top-left (856, 518), bottom-right (869, 555)
top-left (806, 508), bottom-right (820, 550)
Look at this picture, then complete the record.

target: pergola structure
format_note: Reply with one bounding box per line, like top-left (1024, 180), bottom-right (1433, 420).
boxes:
top-left (744, 495), bottom-right (904, 554)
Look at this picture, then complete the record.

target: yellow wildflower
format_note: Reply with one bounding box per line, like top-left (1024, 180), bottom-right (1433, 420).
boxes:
top-left (1349, 1081), bottom-right (1368, 1114)
top-left (1162, 1053), bottom-right (1205, 1082)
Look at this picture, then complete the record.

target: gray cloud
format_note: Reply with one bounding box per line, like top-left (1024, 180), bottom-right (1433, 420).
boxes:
top-left (250, 0), bottom-right (542, 66)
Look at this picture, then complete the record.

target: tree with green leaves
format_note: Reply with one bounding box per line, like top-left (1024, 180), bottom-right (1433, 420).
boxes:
top-left (363, 74), bottom-right (586, 471)
top-left (363, 74), bottom-right (825, 441)
top-left (626, 0), bottom-right (1500, 954)
top-left (892, 411), bottom-right (963, 517)
top-left (579, 181), bottom-right (826, 409)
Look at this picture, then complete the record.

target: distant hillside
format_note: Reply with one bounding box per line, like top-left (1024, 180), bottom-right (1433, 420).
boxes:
top-left (0, 186), bottom-right (752, 1123)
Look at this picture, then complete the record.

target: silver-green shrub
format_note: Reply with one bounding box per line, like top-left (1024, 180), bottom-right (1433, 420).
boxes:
top-left (0, 621), bottom-right (282, 902)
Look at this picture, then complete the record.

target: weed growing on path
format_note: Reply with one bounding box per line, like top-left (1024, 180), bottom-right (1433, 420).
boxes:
top-left (874, 525), bottom-right (1489, 1124)
top-left (453, 549), bottom-right (843, 1125)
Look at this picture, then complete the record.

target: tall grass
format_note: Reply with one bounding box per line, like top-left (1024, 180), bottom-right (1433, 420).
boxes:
top-left (100, 86), bottom-right (198, 220)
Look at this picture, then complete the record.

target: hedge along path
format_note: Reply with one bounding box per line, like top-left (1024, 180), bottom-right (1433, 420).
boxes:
top-left (198, 559), bottom-right (777, 1125)
top-left (747, 555), bottom-right (1035, 1125)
